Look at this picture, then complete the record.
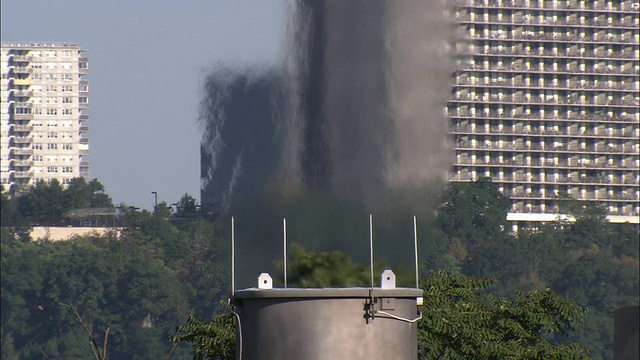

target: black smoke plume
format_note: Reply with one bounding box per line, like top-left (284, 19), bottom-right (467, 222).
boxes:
top-left (200, 0), bottom-right (455, 287)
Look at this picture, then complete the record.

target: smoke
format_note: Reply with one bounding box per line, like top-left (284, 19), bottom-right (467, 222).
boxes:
top-left (199, 67), bottom-right (287, 214)
top-left (200, 0), bottom-right (455, 286)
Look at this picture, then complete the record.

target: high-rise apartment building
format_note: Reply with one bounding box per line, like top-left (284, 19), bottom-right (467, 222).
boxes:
top-left (1, 43), bottom-right (89, 192)
top-left (448, 0), bottom-right (639, 225)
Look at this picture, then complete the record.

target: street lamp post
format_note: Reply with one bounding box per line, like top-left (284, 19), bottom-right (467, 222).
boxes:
top-left (151, 192), bottom-right (158, 210)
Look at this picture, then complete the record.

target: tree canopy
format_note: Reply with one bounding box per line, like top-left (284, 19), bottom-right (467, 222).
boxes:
top-left (2, 178), bottom-right (637, 359)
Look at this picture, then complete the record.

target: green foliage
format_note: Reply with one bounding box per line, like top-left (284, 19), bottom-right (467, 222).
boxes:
top-left (171, 308), bottom-right (236, 360)
top-left (1, 187), bottom-right (31, 241)
top-left (277, 242), bottom-right (373, 287)
top-left (2, 178), bottom-right (637, 359)
top-left (1, 186), bottom-right (227, 359)
top-left (177, 220), bottom-right (228, 319)
top-left (436, 177), bottom-right (511, 249)
top-left (175, 193), bottom-right (199, 217)
top-left (3, 178), bottom-right (113, 227)
top-left (419, 270), bottom-right (590, 359)
top-left (434, 179), bottom-right (639, 359)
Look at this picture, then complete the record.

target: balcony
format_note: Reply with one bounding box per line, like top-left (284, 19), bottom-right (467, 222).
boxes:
top-left (13, 102), bottom-right (33, 109)
top-left (80, 161), bottom-right (90, 167)
top-left (11, 79), bottom-right (34, 86)
top-left (78, 102), bottom-right (89, 109)
top-left (79, 138), bottom-right (89, 145)
top-left (12, 113), bottom-right (33, 120)
top-left (79, 114), bottom-right (90, 121)
top-left (11, 125), bottom-right (34, 132)
top-left (79, 126), bottom-right (89, 132)
top-left (79, 150), bottom-right (90, 156)
top-left (10, 67), bottom-right (33, 75)
top-left (12, 136), bottom-right (33, 144)
top-left (11, 160), bottom-right (34, 167)
top-left (11, 148), bottom-right (33, 156)
top-left (11, 90), bottom-right (33, 98)
top-left (13, 171), bottom-right (34, 179)
top-left (9, 55), bottom-right (32, 63)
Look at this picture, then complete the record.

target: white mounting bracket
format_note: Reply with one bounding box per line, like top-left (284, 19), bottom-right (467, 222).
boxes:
top-left (258, 273), bottom-right (273, 289)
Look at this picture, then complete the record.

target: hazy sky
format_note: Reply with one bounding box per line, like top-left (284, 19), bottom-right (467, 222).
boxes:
top-left (1, 0), bottom-right (285, 209)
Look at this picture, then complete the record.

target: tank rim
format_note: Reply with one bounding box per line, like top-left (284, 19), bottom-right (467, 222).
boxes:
top-left (232, 287), bottom-right (423, 299)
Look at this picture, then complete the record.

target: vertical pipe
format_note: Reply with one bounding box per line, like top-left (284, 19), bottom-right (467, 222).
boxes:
top-left (369, 214), bottom-right (374, 295)
top-left (413, 215), bottom-right (419, 289)
top-left (231, 216), bottom-right (235, 298)
top-left (283, 218), bottom-right (287, 289)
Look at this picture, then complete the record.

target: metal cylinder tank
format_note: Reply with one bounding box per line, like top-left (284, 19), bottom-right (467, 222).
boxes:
top-left (232, 287), bottom-right (423, 360)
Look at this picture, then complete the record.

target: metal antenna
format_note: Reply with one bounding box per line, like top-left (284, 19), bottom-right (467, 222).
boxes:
top-left (413, 215), bottom-right (419, 289)
top-left (231, 216), bottom-right (235, 298)
top-left (369, 214), bottom-right (374, 296)
top-left (283, 218), bottom-right (287, 288)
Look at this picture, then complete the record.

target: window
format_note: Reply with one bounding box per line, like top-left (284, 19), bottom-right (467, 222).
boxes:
top-left (47, 166), bottom-right (58, 173)
top-left (46, 50), bottom-right (57, 57)
top-left (61, 178), bottom-right (71, 185)
top-left (61, 50), bottom-right (72, 57)
top-left (46, 85), bottom-right (57, 92)
top-left (45, 74), bottom-right (57, 80)
top-left (79, 97), bottom-right (88, 104)
top-left (33, 155), bottom-right (43, 162)
top-left (32, 108), bottom-right (42, 115)
top-left (62, 166), bottom-right (73, 173)
top-left (61, 74), bottom-right (73, 81)
top-left (62, 97), bottom-right (72, 104)
top-left (33, 143), bottom-right (43, 150)
top-left (61, 63), bottom-right (72, 70)
top-left (61, 85), bottom-right (73, 92)
top-left (47, 121), bottom-right (58, 127)
top-left (31, 73), bottom-right (42, 80)
top-left (32, 50), bottom-right (41, 57)
top-left (79, 62), bottom-right (88, 69)
top-left (47, 143), bottom-right (58, 150)
top-left (79, 84), bottom-right (88, 92)
top-left (46, 109), bottom-right (57, 116)
top-left (32, 62), bottom-right (42, 69)
top-left (61, 108), bottom-right (72, 115)
top-left (47, 132), bottom-right (58, 138)
top-left (46, 62), bottom-right (57, 70)
top-left (33, 120), bottom-right (43, 127)
top-left (46, 97), bottom-right (57, 104)
top-left (62, 143), bottom-right (72, 150)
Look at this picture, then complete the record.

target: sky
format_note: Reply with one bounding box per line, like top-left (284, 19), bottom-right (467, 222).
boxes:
top-left (1, 0), bottom-right (286, 209)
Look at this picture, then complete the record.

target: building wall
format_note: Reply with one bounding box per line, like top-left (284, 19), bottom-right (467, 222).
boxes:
top-left (449, 0), bottom-right (639, 223)
top-left (30, 226), bottom-right (117, 241)
top-left (1, 42), bottom-right (89, 192)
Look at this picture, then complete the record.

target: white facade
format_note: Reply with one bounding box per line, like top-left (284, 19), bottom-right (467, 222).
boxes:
top-left (1, 42), bottom-right (89, 192)
top-left (448, 0), bottom-right (640, 224)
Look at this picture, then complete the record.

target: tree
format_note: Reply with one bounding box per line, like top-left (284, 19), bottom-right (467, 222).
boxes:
top-left (436, 178), bottom-right (511, 249)
top-left (419, 270), bottom-right (590, 359)
top-left (175, 194), bottom-right (198, 217)
top-left (171, 309), bottom-right (235, 360)
top-left (1, 186), bottom-right (31, 241)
